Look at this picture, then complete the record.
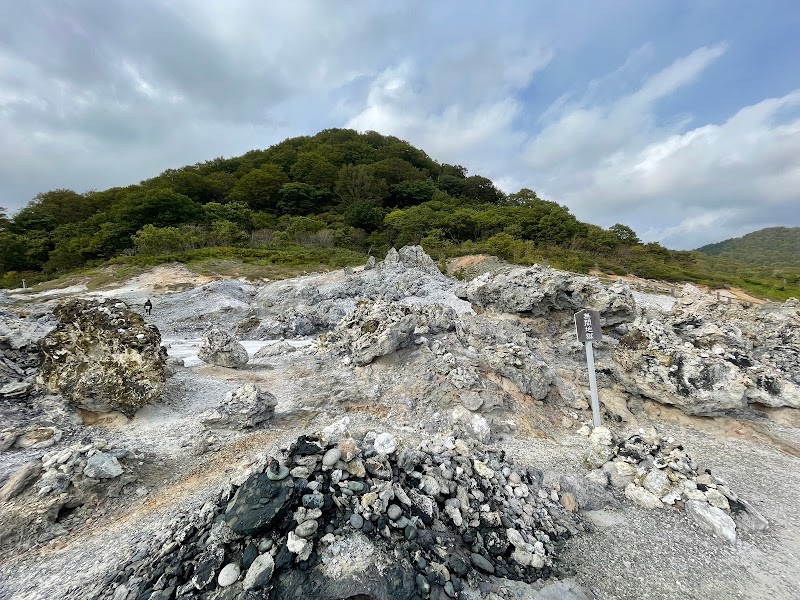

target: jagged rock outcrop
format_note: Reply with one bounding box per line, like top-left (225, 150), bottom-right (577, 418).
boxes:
top-left (0, 309), bottom-right (54, 400)
top-left (37, 299), bottom-right (167, 417)
top-left (455, 314), bottom-right (552, 400)
top-left (200, 383), bottom-right (278, 430)
top-left (612, 297), bottom-right (800, 415)
top-left (198, 326), bottom-right (249, 368)
top-left (250, 246), bottom-right (470, 339)
top-left (465, 265), bottom-right (636, 326)
top-left (325, 299), bottom-right (418, 366)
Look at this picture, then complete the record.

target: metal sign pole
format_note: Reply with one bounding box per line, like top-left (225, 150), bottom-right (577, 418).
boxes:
top-left (585, 340), bottom-right (601, 426)
top-left (574, 308), bottom-right (603, 427)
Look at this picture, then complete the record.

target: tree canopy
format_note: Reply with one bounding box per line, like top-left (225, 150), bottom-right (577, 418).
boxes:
top-left (3, 128), bottom-right (795, 301)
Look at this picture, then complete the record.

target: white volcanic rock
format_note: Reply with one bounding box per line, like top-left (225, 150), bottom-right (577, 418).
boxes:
top-left (685, 500), bottom-right (737, 544)
top-left (464, 264), bottom-right (636, 326)
top-left (198, 326), bottom-right (249, 368)
top-left (613, 314), bottom-right (800, 415)
top-left (201, 383), bottom-right (277, 430)
top-left (326, 299), bottom-right (418, 366)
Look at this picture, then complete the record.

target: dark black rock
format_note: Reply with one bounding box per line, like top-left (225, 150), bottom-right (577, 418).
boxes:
top-left (448, 555), bottom-right (469, 576)
top-left (291, 435), bottom-right (325, 456)
top-left (271, 561), bottom-right (418, 600)
top-left (470, 553), bottom-right (495, 574)
top-left (191, 546), bottom-right (224, 590)
top-left (241, 543), bottom-right (259, 569)
top-left (274, 544), bottom-right (293, 572)
top-left (224, 473), bottom-right (293, 537)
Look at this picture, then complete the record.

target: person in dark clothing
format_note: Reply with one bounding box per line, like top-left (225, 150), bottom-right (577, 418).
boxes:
top-left (144, 298), bottom-right (152, 315)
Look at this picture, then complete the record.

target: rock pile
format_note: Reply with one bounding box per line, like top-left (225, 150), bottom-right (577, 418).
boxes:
top-left (0, 439), bottom-right (141, 550)
top-left (100, 431), bottom-right (580, 600)
top-left (38, 299), bottom-right (167, 417)
top-left (584, 426), bottom-right (768, 543)
top-left (249, 246), bottom-right (470, 340)
top-left (323, 299), bottom-right (457, 367)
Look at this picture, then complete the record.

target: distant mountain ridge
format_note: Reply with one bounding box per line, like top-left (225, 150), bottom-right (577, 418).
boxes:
top-left (696, 227), bottom-right (800, 268)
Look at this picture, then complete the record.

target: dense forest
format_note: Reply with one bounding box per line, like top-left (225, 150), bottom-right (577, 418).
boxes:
top-left (697, 227), bottom-right (800, 268)
top-left (1, 129), bottom-right (798, 300)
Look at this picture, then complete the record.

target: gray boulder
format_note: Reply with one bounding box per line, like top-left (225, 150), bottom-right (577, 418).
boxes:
top-left (0, 459), bottom-right (41, 502)
top-left (326, 299), bottom-right (418, 366)
top-left (38, 299), bottom-right (167, 417)
top-left (198, 326), bottom-right (249, 368)
top-left (83, 452), bottom-right (123, 479)
top-left (201, 383), bottom-right (278, 430)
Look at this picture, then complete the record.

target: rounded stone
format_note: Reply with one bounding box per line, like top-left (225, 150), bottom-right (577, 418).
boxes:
top-left (416, 574), bottom-right (430, 594)
top-left (470, 553), bottom-right (495, 574)
top-left (387, 504), bottom-right (403, 521)
top-left (217, 562), bottom-right (240, 587)
top-left (266, 465), bottom-right (289, 481)
top-left (404, 524), bottom-right (418, 541)
top-left (295, 519), bottom-right (319, 539)
top-left (338, 438), bottom-right (360, 462)
top-left (322, 448), bottom-right (341, 467)
top-left (302, 493), bottom-right (324, 509)
top-left (349, 513), bottom-right (364, 529)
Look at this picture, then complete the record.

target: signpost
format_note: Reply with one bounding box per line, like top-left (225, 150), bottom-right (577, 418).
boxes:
top-left (574, 309), bottom-right (602, 426)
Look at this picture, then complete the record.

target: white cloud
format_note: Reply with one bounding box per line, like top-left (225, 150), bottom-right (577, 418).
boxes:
top-left (520, 45), bottom-right (800, 248)
top-left (346, 42), bottom-right (551, 178)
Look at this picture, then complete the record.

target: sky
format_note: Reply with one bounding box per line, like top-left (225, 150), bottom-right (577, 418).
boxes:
top-left (1, 0), bottom-right (798, 250)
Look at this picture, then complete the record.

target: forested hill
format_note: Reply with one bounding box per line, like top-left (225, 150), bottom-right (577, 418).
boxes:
top-left (696, 227), bottom-right (800, 268)
top-left (0, 128), bottom-right (797, 300)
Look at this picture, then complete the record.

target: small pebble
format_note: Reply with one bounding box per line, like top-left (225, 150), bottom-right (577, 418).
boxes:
top-left (349, 513), bottom-right (364, 529)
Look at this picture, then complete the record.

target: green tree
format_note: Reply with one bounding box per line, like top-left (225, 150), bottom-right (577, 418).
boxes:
top-left (436, 174), bottom-right (467, 197)
top-left (609, 223), bottom-right (640, 245)
top-left (115, 188), bottom-right (201, 230)
top-left (463, 176), bottom-right (504, 204)
top-left (276, 183), bottom-right (322, 216)
top-left (289, 152), bottom-right (338, 189)
top-left (227, 165), bottom-right (289, 210)
top-left (133, 225), bottom-right (196, 255)
top-left (344, 200), bottom-right (384, 232)
top-left (369, 157), bottom-right (426, 185)
top-left (202, 202), bottom-right (253, 230)
top-left (389, 179), bottom-right (437, 208)
top-left (206, 220), bottom-right (248, 246)
top-left (335, 165), bottom-right (389, 205)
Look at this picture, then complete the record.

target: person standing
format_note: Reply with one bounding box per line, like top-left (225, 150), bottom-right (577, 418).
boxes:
top-left (144, 298), bottom-right (152, 315)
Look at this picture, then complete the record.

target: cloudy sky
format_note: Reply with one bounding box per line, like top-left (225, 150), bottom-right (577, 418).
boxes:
top-left (1, 1), bottom-right (798, 249)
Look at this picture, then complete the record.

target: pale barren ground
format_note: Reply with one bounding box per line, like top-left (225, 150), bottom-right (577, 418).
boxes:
top-left (1, 264), bottom-right (798, 600)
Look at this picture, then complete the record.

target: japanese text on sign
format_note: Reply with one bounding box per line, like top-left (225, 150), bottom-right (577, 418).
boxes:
top-left (574, 309), bottom-right (602, 343)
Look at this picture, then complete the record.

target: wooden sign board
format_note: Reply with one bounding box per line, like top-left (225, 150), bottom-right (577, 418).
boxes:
top-left (574, 309), bottom-right (602, 343)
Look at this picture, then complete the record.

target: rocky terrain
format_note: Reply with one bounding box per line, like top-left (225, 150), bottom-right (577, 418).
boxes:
top-left (1, 247), bottom-right (799, 600)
